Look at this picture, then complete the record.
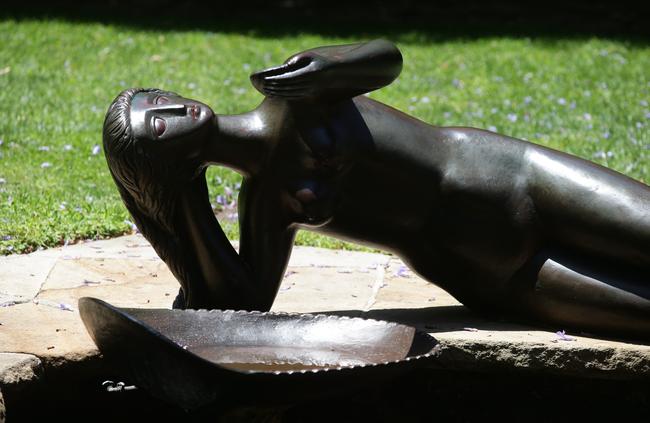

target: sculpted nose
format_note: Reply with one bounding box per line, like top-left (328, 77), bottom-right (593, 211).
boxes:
top-left (154, 103), bottom-right (186, 114)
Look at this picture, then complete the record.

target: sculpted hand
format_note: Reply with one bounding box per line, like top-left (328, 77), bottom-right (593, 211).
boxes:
top-left (250, 52), bottom-right (336, 100)
top-left (250, 40), bottom-right (402, 102)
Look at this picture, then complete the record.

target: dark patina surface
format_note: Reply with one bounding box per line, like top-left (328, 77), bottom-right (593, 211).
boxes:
top-left (102, 39), bottom-right (650, 339)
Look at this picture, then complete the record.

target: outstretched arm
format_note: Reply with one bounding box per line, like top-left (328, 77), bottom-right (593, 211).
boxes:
top-left (250, 39), bottom-right (403, 103)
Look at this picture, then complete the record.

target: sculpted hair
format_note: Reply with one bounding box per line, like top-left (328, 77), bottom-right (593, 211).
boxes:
top-left (102, 87), bottom-right (178, 233)
top-left (102, 88), bottom-right (202, 304)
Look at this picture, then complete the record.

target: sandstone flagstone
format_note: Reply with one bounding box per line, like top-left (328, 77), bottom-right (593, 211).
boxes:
top-left (0, 250), bottom-right (60, 306)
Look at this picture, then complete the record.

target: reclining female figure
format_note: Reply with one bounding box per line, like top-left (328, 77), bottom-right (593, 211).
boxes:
top-left (103, 39), bottom-right (650, 339)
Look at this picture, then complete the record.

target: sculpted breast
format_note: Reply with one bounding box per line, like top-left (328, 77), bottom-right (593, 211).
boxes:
top-left (279, 100), bottom-right (374, 227)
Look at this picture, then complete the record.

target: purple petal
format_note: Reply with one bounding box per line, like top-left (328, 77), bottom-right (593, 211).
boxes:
top-left (124, 219), bottom-right (138, 232)
top-left (59, 303), bottom-right (74, 311)
top-left (555, 330), bottom-right (576, 341)
top-left (395, 266), bottom-right (410, 277)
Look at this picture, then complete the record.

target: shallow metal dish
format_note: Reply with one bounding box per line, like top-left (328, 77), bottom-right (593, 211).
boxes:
top-left (79, 297), bottom-right (438, 410)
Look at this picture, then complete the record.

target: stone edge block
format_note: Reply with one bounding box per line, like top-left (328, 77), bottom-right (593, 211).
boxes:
top-left (0, 353), bottom-right (42, 387)
top-left (432, 339), bottom-right (650, 380)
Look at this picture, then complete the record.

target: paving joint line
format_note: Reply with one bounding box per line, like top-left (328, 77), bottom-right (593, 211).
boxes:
top-left (364, 262), bottom-right (388, 311)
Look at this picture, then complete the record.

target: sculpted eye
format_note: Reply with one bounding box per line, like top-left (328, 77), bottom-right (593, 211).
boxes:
top-left (155, 95), bottom-right (170, 104)
top-left (153, 117), bottom-right (166, 136)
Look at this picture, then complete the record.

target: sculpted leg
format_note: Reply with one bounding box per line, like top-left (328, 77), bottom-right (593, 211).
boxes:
top-left (527, 147), bottom-right (650, 268)
top-left (508, 250), bottom-right (650, 339)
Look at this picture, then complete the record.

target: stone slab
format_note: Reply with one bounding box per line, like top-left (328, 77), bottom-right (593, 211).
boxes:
top-left (0, 234), bottom-right (648, 383)
top-left (40, 257), bottom-right (175, 292)
top-left (0, 303), bottom-right (98, 364)
top-left (0, 251), bottom-right (59, 306)
top-left (53, 236), bottom-right (163, 261)
top-left (285, 245), bottom-right (390, 269)
top-left (272, 266), bottom-right (380, 313)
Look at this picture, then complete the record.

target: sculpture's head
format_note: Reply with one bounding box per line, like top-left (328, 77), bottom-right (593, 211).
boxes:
top-left (127, 89), bottom-right (214, 151)
top-left (103, 87), bottom-right (214, 173)
top-left (102, 88), bottom-right (214, 266)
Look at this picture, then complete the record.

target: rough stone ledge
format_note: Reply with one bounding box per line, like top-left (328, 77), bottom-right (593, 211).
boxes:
top-left (430, 340), bottom-right (650, 380)
top-left (0, 353), bottom-right (42, 388)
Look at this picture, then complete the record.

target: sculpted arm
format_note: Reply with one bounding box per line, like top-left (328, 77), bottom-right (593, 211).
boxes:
top-left (250, 39), bottom-right (403, 103)
top-left (236, 177), bottom-right (297, 310)
top-left (172, 175), bottom-right (294, 311)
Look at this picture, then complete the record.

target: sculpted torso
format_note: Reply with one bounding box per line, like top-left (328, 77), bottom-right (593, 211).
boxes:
top-left (103, 40), bottom-right (650, 340)
top-left (247, 95), bottom-right (648, 312)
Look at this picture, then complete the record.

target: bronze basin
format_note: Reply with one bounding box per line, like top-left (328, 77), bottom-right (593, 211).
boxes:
top-left (79, 297), bottom-right (438, 410)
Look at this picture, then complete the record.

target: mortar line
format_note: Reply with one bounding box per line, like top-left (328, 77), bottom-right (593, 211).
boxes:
top-left (33, 253), bottom-right (63, 301)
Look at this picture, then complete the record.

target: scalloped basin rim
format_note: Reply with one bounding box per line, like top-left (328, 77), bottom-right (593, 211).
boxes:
top-left (79, 297), bottom-right (439, 375)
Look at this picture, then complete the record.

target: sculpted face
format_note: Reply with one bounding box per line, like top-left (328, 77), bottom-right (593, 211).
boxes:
top-left (130, 92), bottom-right (214, 144)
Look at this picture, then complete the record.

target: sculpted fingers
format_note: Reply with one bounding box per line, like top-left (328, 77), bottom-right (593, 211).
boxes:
top-left (262, 88), bottom-right (314, 98)
top-left (251, 61), bottom-right (318, 98)
top-left (259, 65), bottom-right (319, 98)
top-left (264, 61), bottom-right (317, 82)
top-left (262, 80), bottom-right (315, 98)
top-left (250, 52), bottom-right (329, 99)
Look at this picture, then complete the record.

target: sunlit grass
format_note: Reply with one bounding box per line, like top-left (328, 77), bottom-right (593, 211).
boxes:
top-left (0, 19), bottom-right (648, 254)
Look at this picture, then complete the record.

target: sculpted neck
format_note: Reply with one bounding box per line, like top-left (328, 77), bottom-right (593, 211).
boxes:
top-left (203, 110), bottom-right (270, 177)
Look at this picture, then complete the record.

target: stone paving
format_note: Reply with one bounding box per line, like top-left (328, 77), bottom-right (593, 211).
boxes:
top-left (1, 234), bottom-right (649, 400)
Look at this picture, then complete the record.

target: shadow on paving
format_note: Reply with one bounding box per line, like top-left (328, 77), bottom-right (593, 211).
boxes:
top-left (6, 364), bottom-right (650, 422)
top-left (1, 0), bottom-right (649, 44)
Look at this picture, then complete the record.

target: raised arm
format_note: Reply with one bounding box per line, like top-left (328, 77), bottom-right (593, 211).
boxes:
top-left (250, 39), bottom-right (403, 103)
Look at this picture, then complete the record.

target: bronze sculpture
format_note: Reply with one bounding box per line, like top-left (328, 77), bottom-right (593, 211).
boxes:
top-left (103, 39), bottom-right (650, 339)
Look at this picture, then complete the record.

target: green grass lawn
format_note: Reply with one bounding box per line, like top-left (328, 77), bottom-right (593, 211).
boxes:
top-left (0, 19), bottom-right (648, 254)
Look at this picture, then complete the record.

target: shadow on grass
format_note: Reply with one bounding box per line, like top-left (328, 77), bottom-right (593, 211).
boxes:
top-left (2, 0), bottom-right (649, 44)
